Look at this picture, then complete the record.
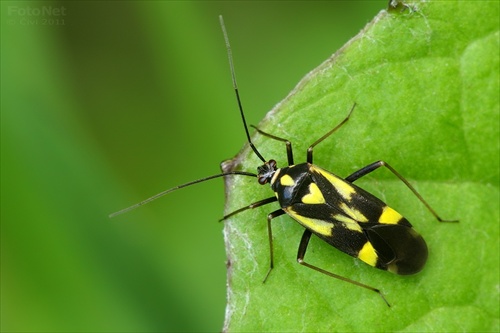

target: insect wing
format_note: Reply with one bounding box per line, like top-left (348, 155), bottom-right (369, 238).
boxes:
top-left (365, 224), bottom-right (428, 274)
top-left (284, 164), bottom-right (428, 274)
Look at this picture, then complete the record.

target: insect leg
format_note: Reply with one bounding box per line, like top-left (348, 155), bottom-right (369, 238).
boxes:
top-left (345, 160), bottom-right (458, 222)
top-left (297, 229), bottom-right (390, 307)
top-left (307, 103), bottom-right (356, 164)
top-left (219, 196), bottom-right (277, 221)
top-left (263, 209), bottom-right (287, 283)
top-left (251, 125), bottom-right (294, 165)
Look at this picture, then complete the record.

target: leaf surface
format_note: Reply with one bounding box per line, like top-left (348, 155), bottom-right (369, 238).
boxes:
top-left (222, 1), bottom-right (499, 331)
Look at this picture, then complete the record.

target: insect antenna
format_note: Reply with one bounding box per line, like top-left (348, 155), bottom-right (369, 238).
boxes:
top-left (219, 15), bottom-right (266, 163)
top-left (110, 17), bottom-right (264, 219)
top-left (109, 171), bottom-right (256, 218)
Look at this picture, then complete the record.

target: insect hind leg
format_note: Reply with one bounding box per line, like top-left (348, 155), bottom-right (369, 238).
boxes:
top-left (345, 160), bottom-right (458, 222)
top-left (297, 229), bottom-right (390, 307)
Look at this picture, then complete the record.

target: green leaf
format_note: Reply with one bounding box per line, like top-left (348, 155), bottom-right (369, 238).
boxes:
top-left (222, 1), bottom-right (499, 332)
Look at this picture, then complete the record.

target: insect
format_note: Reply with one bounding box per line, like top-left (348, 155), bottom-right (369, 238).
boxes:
top-left (111, 16), bottom-right (457, 307)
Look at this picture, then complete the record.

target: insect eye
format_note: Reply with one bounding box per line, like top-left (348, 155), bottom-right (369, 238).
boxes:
top-left (258, 176), bottom-right (268, 185)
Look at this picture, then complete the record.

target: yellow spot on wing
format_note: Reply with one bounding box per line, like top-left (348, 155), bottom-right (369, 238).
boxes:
top-left (310, 165), bottom-right (355, 201)
top-left (302, 183), bottom-right (325, 204)
top-left (338, 203), bottom-right (368, 223)
top-left (286, 208), bottom-right (332, 236)
top-left (358, 242), bottom-right (378, 267)
top-left (332, 214), bottom-right (362, 232)
top-left (379, 206), bottom-right (403, 224)
top-left (280, 174), bottom-right (295, 186)
top-left (352, 208), bottom-right (368, 222)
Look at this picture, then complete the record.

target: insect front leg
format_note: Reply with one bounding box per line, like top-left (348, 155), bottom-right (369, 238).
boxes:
top-left (251, 125), bottom-right (294, 166)
top-left (221, 199), bottom-right (286, 283)
top-left (296, 229), bottom-right (390, 307)
top-left (219, 196), bottom-right (277, 221)
top-left (263, 209), bottom-right (286, 283)
top-left (345, 160), bottom-right (458, 222)
top-left (306, 103), bottom-right (356, 164)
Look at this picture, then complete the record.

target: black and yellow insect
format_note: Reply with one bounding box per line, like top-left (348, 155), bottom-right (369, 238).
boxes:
top-left (111, 16), bottom-right (457, 307)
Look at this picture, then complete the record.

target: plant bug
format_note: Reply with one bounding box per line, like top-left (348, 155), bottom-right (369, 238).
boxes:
top-left (111, 16), bottom-right (458, 307)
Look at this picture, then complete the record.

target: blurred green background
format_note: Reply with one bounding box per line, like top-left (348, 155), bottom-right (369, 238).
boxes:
top-left (1, 1), bottom-right (388, 332)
